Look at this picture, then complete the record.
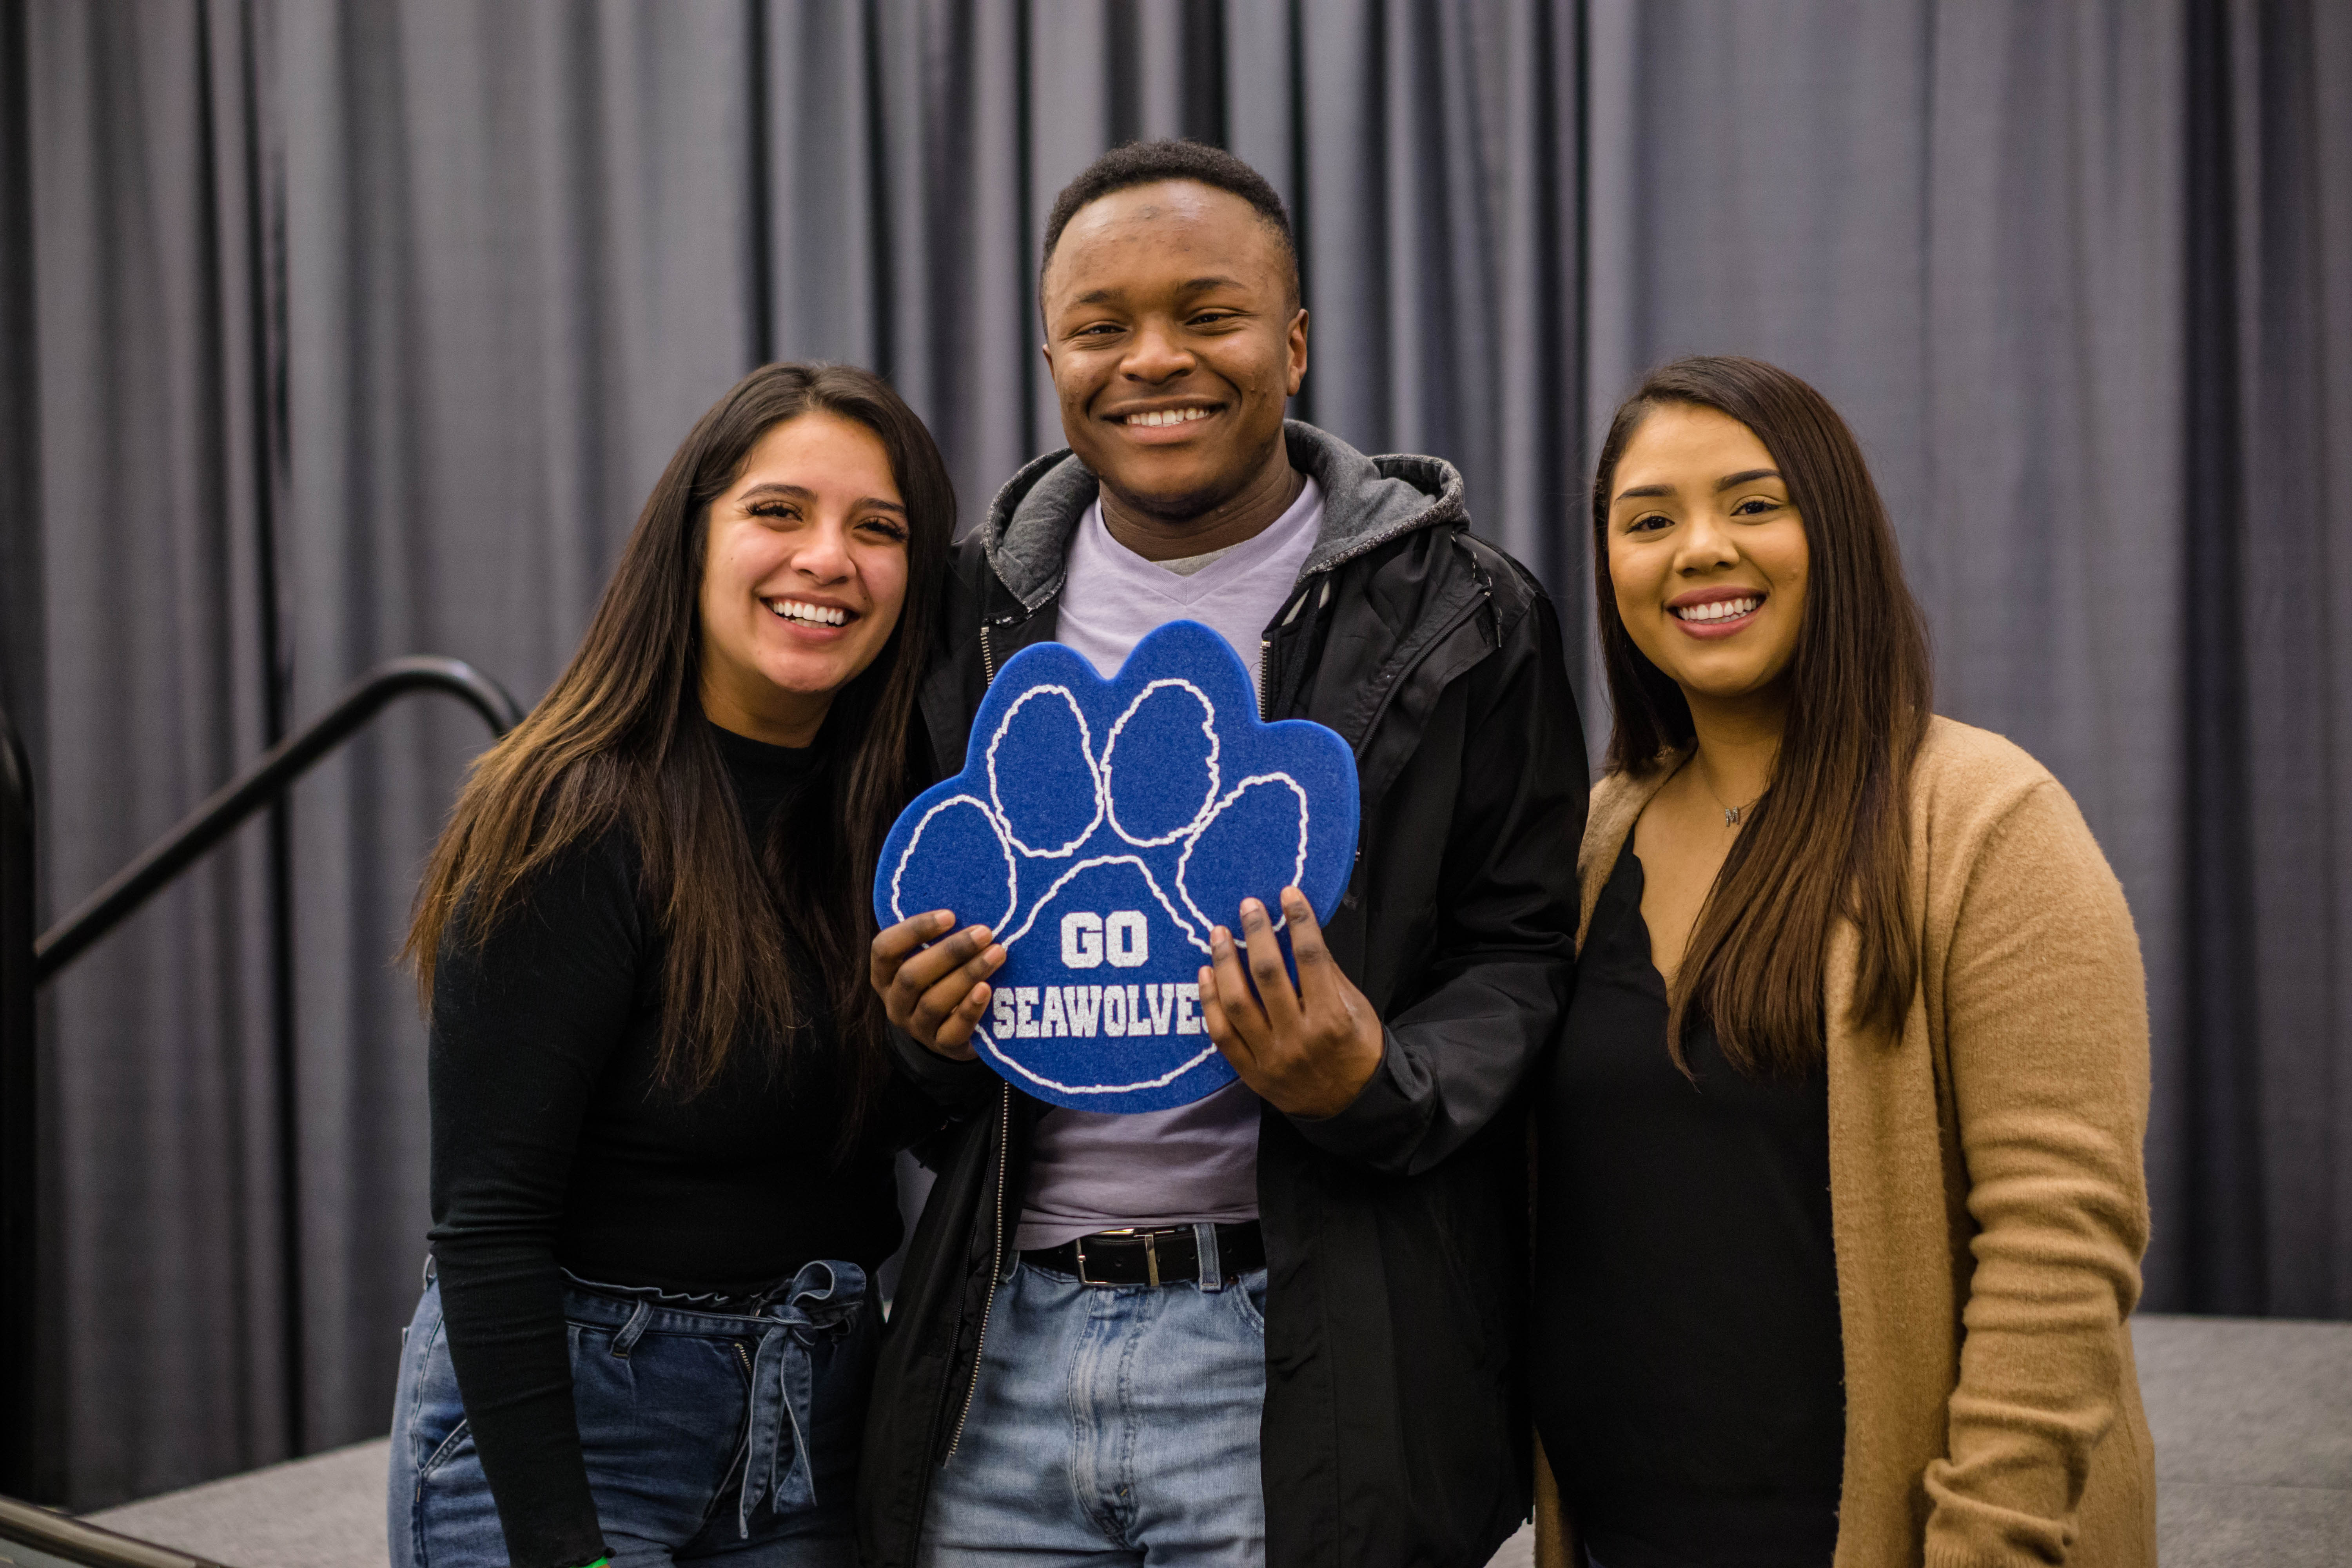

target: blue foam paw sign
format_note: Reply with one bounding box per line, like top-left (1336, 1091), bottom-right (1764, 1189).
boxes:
top-left (875, 619), bottom-right (1361, 1113)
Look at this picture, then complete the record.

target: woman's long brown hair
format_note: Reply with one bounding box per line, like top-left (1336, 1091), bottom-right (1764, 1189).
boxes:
top-left (405, 362), bottom-right (953, 1144)
top-left (1592, 356), bottom-right (1932, 1076)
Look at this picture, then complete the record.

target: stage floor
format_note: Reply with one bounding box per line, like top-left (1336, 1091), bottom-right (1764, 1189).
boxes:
top-left (83, 1313), bottom-right (2351, 1567)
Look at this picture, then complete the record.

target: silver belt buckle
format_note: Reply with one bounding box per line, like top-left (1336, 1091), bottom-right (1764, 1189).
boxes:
top-left (1074, 1228), bottom-right (1158, 1288)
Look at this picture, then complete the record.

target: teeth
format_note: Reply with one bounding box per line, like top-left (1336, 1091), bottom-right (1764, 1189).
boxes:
top-left (1674, 596), bottom-right (1762, 623)
top-left (1125, 407), bottom-right (1212, 428)
top-left (768, 598), bottom-right (848, 626)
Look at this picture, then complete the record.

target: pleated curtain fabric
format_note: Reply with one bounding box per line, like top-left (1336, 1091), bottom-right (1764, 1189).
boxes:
top-left (0, 0), bottom-right (2345, 1511)
top-left (16, 0), bottom-right (294, 1504)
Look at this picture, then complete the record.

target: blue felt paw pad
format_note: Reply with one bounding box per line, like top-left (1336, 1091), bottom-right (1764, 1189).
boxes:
top-left (875, 619), bottom-right (1361, 1113)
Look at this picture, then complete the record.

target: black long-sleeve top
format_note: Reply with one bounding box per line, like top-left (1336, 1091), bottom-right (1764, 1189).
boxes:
top-left (426, 724), bottom-right (904, 1568)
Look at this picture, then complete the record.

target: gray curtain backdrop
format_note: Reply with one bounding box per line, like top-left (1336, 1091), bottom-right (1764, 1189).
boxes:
top-left (0, 0), bottom-right (2343, 1511)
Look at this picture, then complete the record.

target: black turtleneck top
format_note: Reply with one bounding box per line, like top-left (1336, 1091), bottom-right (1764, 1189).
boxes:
top-left (425, 724), bottom-right (903, 1568)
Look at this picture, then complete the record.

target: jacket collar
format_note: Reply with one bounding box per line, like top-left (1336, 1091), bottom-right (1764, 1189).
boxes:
top-left (976, 421), bottom-right (1468, 613)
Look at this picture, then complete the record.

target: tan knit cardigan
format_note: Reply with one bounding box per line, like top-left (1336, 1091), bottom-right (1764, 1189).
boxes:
top-left (1535, 717), bottom-right (2156, 1568)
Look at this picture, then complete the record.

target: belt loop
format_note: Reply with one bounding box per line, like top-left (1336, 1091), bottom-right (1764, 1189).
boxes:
top-left (611, 1298), bottom-right (652, 1358)
top-left (1194, 1223), bottom-right (1223, 1291)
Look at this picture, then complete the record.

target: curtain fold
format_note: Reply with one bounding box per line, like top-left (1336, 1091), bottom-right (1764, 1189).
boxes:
top-left (4, 0), bottom-right (2345, 1510)
top-left (22, 0), bottom-right (290, 1503)
top-left (2185, 0), bottom-right (2352, 1315)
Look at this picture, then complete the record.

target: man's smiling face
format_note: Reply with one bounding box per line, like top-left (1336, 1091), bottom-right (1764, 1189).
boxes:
top-left (1040, 179), bottom-right (1308, 524)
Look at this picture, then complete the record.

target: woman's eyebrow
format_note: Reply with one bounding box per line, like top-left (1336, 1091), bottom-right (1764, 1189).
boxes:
top-left (1715, 468), bottom-right (1781, 490)
top-left (1614, 482), bottom-right (1671, 501)
top-left (737, 481), bottom-right (905, 515)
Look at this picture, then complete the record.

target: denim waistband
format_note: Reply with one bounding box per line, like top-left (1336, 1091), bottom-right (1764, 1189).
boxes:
top-left (561, 1258), bottom-right (867, 1537)
top-left (558, 1264), bottom-right (866, 1333)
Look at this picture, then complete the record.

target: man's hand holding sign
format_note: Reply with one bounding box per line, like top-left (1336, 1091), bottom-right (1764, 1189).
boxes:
top-left (1196, 889), bottom-right (1383, 1118)
top-left (871, 910), bottom-right (999, 1062)
top-left (869, 619), bottom-right (1370, 1117)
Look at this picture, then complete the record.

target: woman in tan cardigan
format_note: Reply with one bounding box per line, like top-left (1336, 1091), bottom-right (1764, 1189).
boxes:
top-left (1532, 357), bottom-right (2154, 1568)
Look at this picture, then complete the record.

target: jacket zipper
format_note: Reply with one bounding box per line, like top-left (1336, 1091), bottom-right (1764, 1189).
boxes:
top-left (979, 622), bottom-right (998, 684)
top-left (1257, 577), bottom-right (1323, 722)
top-left (944, 1084), bottom-right (1011, 1461)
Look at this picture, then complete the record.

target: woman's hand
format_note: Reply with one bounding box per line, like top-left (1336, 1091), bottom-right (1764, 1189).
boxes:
top-left (870, 911), bottom-right (1005, 1060)
top-left (1198, 888), bottom-right (1384, 1118)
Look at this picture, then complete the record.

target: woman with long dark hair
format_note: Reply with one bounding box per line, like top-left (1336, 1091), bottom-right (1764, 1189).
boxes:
top-left (387, 363), bottom-right (953, 1568)
top-left (1533, 357), bottom-right (2154, 1568)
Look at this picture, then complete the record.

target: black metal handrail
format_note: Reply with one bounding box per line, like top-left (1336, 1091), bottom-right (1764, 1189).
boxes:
top-left (34, 657), bottom-right (522, 978)
top-left (0, 1494), bottom-right (230, 1567)
top-left (0, 655), bottom-right (521, 1506)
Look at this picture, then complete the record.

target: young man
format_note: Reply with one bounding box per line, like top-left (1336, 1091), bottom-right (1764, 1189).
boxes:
top-left (862, 141), bottom-right (1587, 1568)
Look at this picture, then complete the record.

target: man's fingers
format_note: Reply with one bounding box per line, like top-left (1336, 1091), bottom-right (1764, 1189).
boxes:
top-left (872, 911), bottom-right (965, 1018)
top-left (1198, 964), bottom-right (1258, 1075)
top-left (927, 981), bottom-right (990, 1060)
top-left (1208, 925), bottom-right (1271, 1054)
top-left (888, 924), bottom-right (997, 1005)
top-left (1279, 888), bottom-right (1340, 1009)
top-left (907, 942), bottom-right (1007, 1035)
top-left (1237, 899), bottom-right (1305, 1034)
top-left (871, 909), bottom-right (956, 976)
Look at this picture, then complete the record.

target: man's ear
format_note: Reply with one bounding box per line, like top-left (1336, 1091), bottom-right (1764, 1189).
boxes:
top-left (1286, 307), bottom-right (1310, 397)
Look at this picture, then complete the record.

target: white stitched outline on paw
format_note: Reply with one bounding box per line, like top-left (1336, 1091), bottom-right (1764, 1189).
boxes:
top-left (1175, 774), bottom-right (1312, 941)
top-left (996, 853), bottom-right (1213, 956)
top-left (982, 1031), bottom-right (1225, 1096)
top-left (985, 685), bottom-right (1103, 857)
top-left (1102, 678), bottom-right (1221, 848)
top-left (887, 794), bottom-right (1018, 936)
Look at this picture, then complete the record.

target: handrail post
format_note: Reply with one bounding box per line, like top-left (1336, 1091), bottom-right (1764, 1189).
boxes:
top-left (1, 707), bottom-right (40, 1499)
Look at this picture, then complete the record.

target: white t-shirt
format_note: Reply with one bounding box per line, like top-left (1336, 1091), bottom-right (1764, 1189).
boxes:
top-left (1013, 477), bottom-right (1323, 1250)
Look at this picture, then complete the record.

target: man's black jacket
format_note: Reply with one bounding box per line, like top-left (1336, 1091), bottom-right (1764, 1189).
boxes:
top-left (858, 422), bottom-right (1588, 1568)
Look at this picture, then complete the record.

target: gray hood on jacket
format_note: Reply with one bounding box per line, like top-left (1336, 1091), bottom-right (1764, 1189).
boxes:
top-left (977, 420), bottom-right (1468, 612)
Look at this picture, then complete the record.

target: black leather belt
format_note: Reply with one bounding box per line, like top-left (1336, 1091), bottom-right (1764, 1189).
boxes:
top-left (1021, 1221), bottom-right (1265, 1287)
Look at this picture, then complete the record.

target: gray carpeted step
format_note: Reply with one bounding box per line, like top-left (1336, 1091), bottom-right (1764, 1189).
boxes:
top-left (76, 1314), bottom-right (2350, 1568)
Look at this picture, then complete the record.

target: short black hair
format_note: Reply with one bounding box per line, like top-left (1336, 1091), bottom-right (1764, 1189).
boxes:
top-left (1039, 139), bottom-right (1300, 308)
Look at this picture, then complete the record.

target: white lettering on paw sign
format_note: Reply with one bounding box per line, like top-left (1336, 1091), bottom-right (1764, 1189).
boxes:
top-left (1059, 909), bottom-right (1151, 968)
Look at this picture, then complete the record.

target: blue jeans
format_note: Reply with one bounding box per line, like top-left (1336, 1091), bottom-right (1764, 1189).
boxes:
top-left (918, 1245), bottom-right (1269, 1566)
top-left (388, 1260), bottom-right (874, 1568)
